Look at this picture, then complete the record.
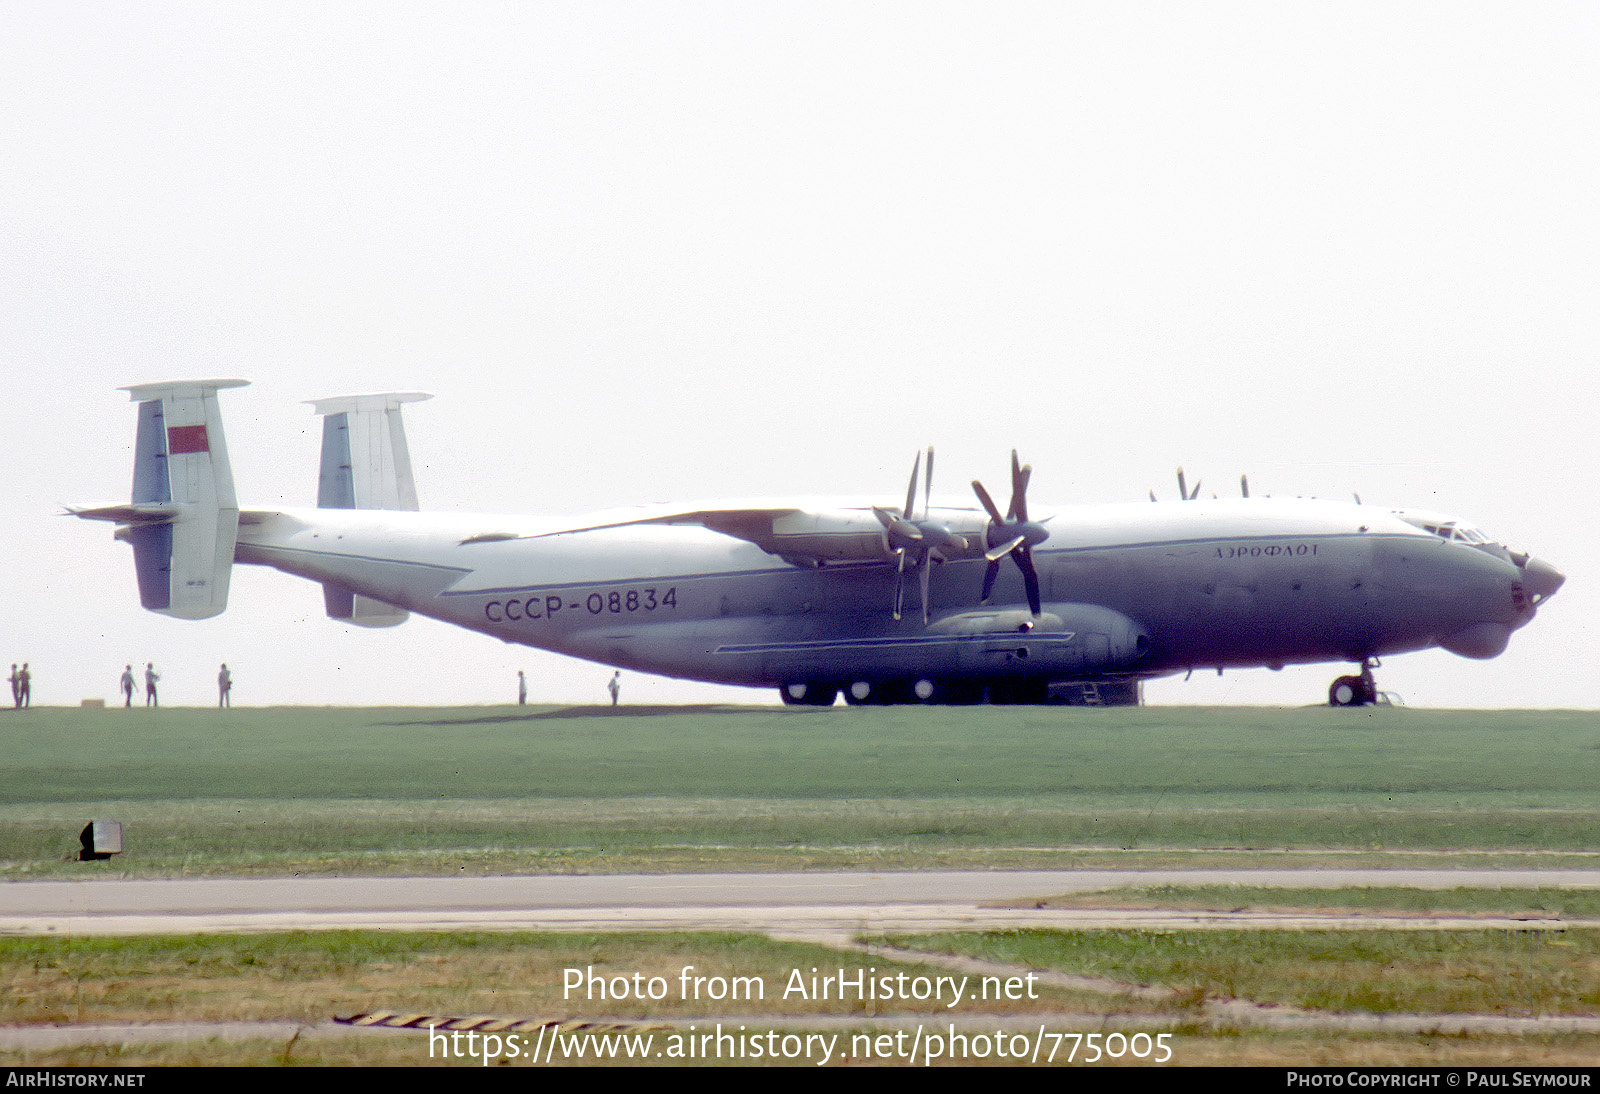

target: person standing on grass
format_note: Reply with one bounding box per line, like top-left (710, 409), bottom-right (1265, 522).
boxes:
top-left (121, 665), bottom-right (137, 708)
top-left (517, 669), bottom-right (527, 706)
top-left (144, 662), bottom-right (160, 707)
top-left (608, 670), bottom-right (621, 707)
top-left (218, 664), bottom-right (232, 709)
top-left (8, 664), bottom-right (18, 709)
top-left (17, 664), bottom-right (29, 709)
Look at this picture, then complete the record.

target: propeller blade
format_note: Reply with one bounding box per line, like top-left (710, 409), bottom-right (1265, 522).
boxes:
top-left (1013, 468), bottom-right (1032, 523)
top-left (1006, 451), bottom-right (1025, 520)
top-left (972, 479), bottom-right (1006, 525)
top-left (1015, 546), bottom-right (1041, 617)
top-left (980, 559), bottom-right (1001, 603)
top-left (903, 450), bottom-right (921, 523)
top-left (922, 446), bottom-right (934, 521)
top-left (919, 547), bottom-right (933, 625)
top-left (985, 534), bottom-right (1026, 563)
top-left (892, 548), bottom-right (908, 620)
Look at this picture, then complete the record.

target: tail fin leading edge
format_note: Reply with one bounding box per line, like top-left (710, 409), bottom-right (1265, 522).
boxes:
top-left (307, 392), bottom-right (431, 628)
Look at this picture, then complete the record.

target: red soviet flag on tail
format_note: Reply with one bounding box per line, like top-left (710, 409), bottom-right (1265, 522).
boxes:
top-left (166, 425), bottom-right (209, 453)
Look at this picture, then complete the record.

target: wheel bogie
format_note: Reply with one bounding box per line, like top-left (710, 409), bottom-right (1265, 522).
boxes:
top-left (788, 676), bottom-right (1145, 707)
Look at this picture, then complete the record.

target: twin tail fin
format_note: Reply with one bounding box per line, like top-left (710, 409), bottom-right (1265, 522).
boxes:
top-left (306, 392), bottom-right (432, 628)
top-left (75, 381), bottom-right (432, 628)
top-left (70, 379), bottom-right (250, 619)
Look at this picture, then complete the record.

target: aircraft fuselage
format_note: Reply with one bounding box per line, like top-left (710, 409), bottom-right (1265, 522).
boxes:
top-left (232, 496), bottom-right (1546, 697)
top-left (77, 382), bottom-right (1562, 706)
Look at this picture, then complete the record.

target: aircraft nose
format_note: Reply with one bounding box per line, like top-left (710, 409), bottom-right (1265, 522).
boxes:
top-left (1518, 555), bottom-right (1565, 604)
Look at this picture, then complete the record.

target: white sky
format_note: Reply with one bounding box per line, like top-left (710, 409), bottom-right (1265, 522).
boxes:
top-left (2, 2), bottom-right (1594, 709)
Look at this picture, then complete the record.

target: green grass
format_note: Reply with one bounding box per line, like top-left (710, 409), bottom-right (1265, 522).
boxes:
top-left (7, 705), bottom-right (1600, 1067)
top-left (1020, 886), bottom-right (1600, 918)
top-left (7, 704), bottom-right (1600, 802)
top-left (886, 928), bottom-right (1600, 1016)
top-left (4, 705), bottom-right (1599, 875)
top-left (7, 928), bottom-right (1600, 1066)
top-left (0, 930), bottom-right (1109, 1027)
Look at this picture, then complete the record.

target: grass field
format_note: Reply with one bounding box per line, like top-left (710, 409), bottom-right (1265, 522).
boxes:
top-left (5, 703), bottom-right (1600, 1066)
top-left (3, 703), bottom-right (1599, 876)
top-left (5, 926), bottom-right (1600, 1066)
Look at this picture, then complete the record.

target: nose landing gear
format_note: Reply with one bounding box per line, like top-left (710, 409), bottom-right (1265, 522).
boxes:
top-left (1328, 660), bottom-right (1379, 707)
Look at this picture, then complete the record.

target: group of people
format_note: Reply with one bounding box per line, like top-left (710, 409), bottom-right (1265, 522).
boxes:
top-left (7, 664), bottom-right (30, 709)
top-left (118, 662), bottom-right (161, 707)
top-left (15, 660), bottom-right (628, 709)
top-left (118, 662), bottom-right (233, 708)
top-left (514, 669), bottom-right (623, 706)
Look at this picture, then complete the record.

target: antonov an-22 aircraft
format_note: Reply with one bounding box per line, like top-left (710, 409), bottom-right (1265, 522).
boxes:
top-left (72, 380), bottom-right (1564, 707)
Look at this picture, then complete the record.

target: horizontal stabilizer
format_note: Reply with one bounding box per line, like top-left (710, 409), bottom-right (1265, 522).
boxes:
top-left (65, 502), bottom-right (181, 525)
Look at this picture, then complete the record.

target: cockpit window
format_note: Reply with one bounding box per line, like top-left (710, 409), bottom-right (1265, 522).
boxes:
top-left (1393, 510), bottom-right (1492, 544)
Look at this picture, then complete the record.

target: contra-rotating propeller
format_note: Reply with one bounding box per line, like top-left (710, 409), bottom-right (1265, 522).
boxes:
top-left (873, 448), bottom-right (968, 624)
top-left (971, 450), bottom-right (1051, 617)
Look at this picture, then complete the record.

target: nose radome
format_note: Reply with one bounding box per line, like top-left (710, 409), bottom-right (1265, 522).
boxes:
top-left (1520, 556), bottom-right (1565, 603)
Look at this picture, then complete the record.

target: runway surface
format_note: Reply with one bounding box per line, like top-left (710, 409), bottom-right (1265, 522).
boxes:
top-left (6, 869), bottom-right (1600, 936)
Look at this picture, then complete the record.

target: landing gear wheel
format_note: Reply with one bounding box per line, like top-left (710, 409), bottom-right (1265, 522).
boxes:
top-left (780, 682), bottom-right (837, 707)
top-left (1329, 676), bottom-right (1364, 706)
top-left (843, 680), bottom-right (878, 706)
top-left (1328, 664), bottom-right (1378, 707)
top-left (843, 680), bottom-right (908, 705)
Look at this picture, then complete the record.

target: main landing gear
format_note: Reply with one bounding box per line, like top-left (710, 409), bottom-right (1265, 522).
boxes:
top-left (779, 679), bottom-right (1143, 707)
top-left (1328, 660), bottom-right (1380, 707)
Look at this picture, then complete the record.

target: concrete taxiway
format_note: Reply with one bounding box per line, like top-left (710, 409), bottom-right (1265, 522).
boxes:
top-left (5, 869), bottom-right (1600, 937)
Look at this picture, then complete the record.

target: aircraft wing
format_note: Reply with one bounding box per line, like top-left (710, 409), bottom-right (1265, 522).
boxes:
top-left (514, 504), bottom-right (895, 566)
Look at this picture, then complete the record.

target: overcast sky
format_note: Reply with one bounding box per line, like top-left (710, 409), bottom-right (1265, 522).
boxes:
top-left (3, 2), bottom-right (1594, 709)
